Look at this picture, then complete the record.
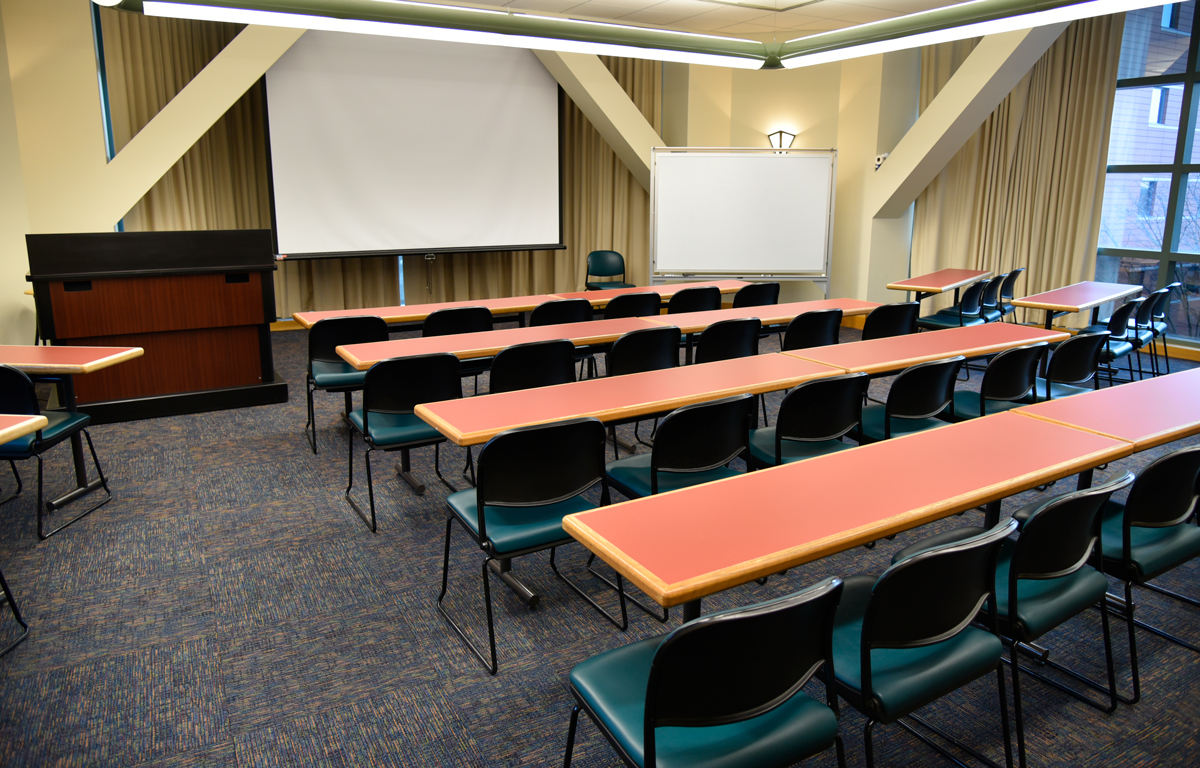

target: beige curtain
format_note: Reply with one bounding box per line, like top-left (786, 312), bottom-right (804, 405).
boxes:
top-left (413, 55), bottom-right (659, 303)
top-left (98, 10), bottom-right (399, 316)
top-left (910, 17), bottom-right (1124, 324)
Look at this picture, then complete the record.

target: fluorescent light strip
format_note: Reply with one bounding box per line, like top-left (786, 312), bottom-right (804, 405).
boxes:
top-left (142, 2), bottom-right (764, 68)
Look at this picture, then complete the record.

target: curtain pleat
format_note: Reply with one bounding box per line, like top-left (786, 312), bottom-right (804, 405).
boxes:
top-left (910, 17), bottom-right (1123, 324)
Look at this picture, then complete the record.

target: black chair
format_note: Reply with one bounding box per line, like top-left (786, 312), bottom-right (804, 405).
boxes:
top-left (606, 394), bottom-right (752, 499)
top-left (0, 564), bottom-right (29, 657)
top-left (832, 520), bottom-right (1018, 768)
top-left (942, 343), bottom-right (1046, 421)
top-left (488, 339), bottom-right (577, 395)
top-left (530, 299), bottom-right (597, 377)
top-left (0, 365), bottom-right (110, 540)
top-left (998, 267), bottom-right (1026, 321)
top-left (602, 291), bottom-right (661, 319)
top-left (1025, 331), bottom-right (1109, 401)
top-left (304, 316), bottom-right (389, 454)
top-left (853, 357), bottom-right (963, 443)
top-left (1096, 444), bottom-right (1200, 704)
top-left (748, 372), bottom-right (869, 468)
top-left (603, 326), bottom-right (682, 461)
top-left (563, 577), bottom-right (847, 768)
top-left (1128, 291), bottom-right (1164, 376)
top-left (667, 286), bottom-right (721, 314)
top-left (731, 281), bottom-right (780, 308)
top-left (783, 309), bottom-right (843, 351)
top-left (917, 281), bottom-right (987, 331)
top-left (861, 302), bottom-right (919, 340)
top-left (345, 353), bottom-right (461, 532)
top-left (438, 418), bottom-right (627, 674)
top-left (977, 274), bottom-right (1007, 322)
top-left (694, 317), bottom-right (760, 365)
top-left (1144, 282), bottom-right (1180, 374)
top-left (424, 306), bottom-right (494, 394)
top-left (1094, 299), bottom-right (1144, 384)
top-left (586, 250), bottom-right (634, 290)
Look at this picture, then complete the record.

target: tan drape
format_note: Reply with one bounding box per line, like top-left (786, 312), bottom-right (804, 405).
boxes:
top-left (910, 17), bottom-right (1123, 324)
top-left (413, 55), bottom-right (659, 303)
top-left (98, 10), bottom-right (399, 316)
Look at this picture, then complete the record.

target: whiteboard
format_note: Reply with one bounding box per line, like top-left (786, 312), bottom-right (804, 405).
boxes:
top-left (652, 149), bottom-right (835, 276)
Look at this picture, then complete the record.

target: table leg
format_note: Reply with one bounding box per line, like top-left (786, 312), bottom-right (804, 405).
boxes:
top-left (681, 599), bottom-right (701, 623)
top-left (1039, 310), bottom-right (1055, 377)
top-left (47, 375), bottom-right (103, 511)
top-left (1076, 468), bottom-right (1094, 491)
top-left (983, 499), bottom-right (1002, 528)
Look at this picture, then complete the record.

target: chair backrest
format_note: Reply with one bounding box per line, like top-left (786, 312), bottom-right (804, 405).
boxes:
top-left (783, 309), bottom-right (842, 351)
top-left (603, 292), bottom-right (662, 320)
top-left (309, 316), bottom-right (389, 365)
top-left (0, 364), bottom-right (39, 416)
top-left (1045, 332), bottom-right (1109, 392)
top-left (1105, 299), bottom-right (1143, 336)
top-left (862, 302), bottom-right (919, 341)
top-left (1122, 444), bottom-right (1200, 529)
top-left (953, 281), bottom-right (986, 316)
top-left (1000, 268), bottom-right (1025, 301)
top-left (1153, 282), bottom-right (1181, 322)
top-left (775, 372), bottom-right (869, 447)
top-left (694, 318), bottom-right (761, 365)
top-left (651, 394), bottom-right (752, 494)
top-left (667, 286), bottom-right (721, 314)
top-left (1133, 294), bottom-right (1158, 327)
top-left (423, 306), bottom-right (493, 337)
top-left (884, 356), bottom-right (964, 433)
top-left (489, 339), bottom-right (577, 394)
top-left (731, 282), bottom-right (780, 309)
top-left (362, 353), bottom-right (462, 420)
top-left (643, 577), bottom-right (843, 763)
top-left (586, 250), bottom-right (625, 280)
top-left (529, 298), bottom-right (593, 327)
top-left (978, 342), bottom-right (1046, 411)
top-left (980, 274), bottom-right (1006, 310)
top-left (607, 326), bottom-right (682, 377)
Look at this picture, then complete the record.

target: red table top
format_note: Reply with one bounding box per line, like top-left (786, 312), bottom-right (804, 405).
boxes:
top-left (564, 411), bottom-right (1131, 607)
top-left (785, 323), bottom-right (1068, 375)
top-left (0, 414), bottom-right (48, 444)
top-left (416, 353), bottom-right (843, 446)
top-left (337, 317), bottom-right (662, 369)
top-left (553, 280), bottom-right (751, 306)
top-left (0, 345), bottom-right (144, 374)
top-left (1015, 367), bottom-right (1200, 451)
top-left (887, 269), bottom-right (991, 294)
top-left (292, 294), bottom-right (560, 329)
top-left (647, 299), bottom-right (881, 334)
top-left (1012, 281), bottom-right (1142, 313)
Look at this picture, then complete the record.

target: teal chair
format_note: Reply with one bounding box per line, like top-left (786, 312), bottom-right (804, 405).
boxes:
top-left (586, 250), bottom-right (634, 290)
top-left (832, 520), bottom-right (1018, 768)
top-left (748, 372), bottom-right (868, 468)
top-left (304, 316), bottom-right (389, 454)
top-left (941, 343), bottom-right (1046, 422)
top-left (1023, 332), bottom-right (1109, 401)
top-left (916, 280), bottom-right (987, 331)
top-left (562, 577), bottom-right (847, 768)
top-left (853, 357), bottom-right (963, 443)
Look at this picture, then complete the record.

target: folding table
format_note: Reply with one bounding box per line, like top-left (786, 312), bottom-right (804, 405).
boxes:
top-left (0, 414), bottom-right (48, 446)
top-left (644, 298), bottom-right (881, 335)
top-left (293, 294), bottom-right (560, 329)
top-left (887, 268), bottom-right (992, 303)
top-left (1012, 281), bottom-right (1142, 330)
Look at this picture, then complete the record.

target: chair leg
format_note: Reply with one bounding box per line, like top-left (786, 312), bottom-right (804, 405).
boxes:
top-left (1161, 334), bottom-right (1172, 374)
top-left (462, 447), bottom-right (476, 487)
top-left (37, 430), bottom-right (113, 540)
top-left (549, 547), bottom-right (628, 630)
top-left (563, 705), bottom-right (581, 768)
top-left (1011, 651), bottom-right (1027, 768)
top-left (584, 552), bottom-right (667, 623)
top-left (863, 719), bottom-right (877, 768)
top-left (1006, 601), bottom-right (1119, 715)
top-left (0, 566), bottom-right (30, 658)
top-left (0, 460), bottom-right (21, 506)
top-left (305, 378), bottom-right (318, 454)
top-left (432, 443), bottom-right (456, 493)
top-left (344, 433), bottom-right (378, 533)
top-left (436, 518), bottom-right (499, 674)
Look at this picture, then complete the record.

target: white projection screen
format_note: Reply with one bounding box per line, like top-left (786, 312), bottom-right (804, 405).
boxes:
top-left (265, 32), bottom-right (562, 258)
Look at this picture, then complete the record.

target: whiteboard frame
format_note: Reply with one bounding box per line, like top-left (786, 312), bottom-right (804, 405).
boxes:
top-left (650, 147), bottom-right (836, 295)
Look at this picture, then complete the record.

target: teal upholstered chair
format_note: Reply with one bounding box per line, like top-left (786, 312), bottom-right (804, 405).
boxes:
top-left (1095, 444), bottom-right (1200, 704)
top-left (998, 268), bottom-right (1025, 321)
top-left (853, 357), bottom-right (963, 443)
top-left (916, 280), bottom-right (987, 331)
top-left (563, 577), bottom-right (847, 768)
top-left (345, 353), bottom-right (461, 532)
top-left (586, 251), bottom-right (634, 290)
top-left (861, 302), bottom-right (919, 340)
top-left (1023, 332), bottom-right (1108, 401)
top-left (1091, 299), bottom-right (1144, 384)
top-left (748, 372), bottom-right (868, 468)
top-left (832, 520), bottom-right (1018, 768)
top-left (438, 418), bottom-right (626, 674)
top-left (424, 306), bottom-right (493, 395)
top-left (304, 316), bottom-right (389, 454)
top-left (731, 281), bottom-right (780, 308)
top-left (0, 364), bottom-right (110, 540)
top-left (941, 343), bottom-right (1046, 422)
top-left (783, 309), bottom-right (842, 351)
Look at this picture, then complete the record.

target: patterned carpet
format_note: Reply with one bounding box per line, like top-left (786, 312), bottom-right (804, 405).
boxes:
top-left (0, 325), bottom-right (1196, 767)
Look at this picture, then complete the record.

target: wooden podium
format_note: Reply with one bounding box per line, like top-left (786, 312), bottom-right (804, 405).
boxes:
top-left (26, 230), bottom-right (288, 423)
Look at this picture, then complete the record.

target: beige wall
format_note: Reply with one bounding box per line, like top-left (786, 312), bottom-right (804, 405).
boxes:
top-left (0, 4), bottom-right (33, 344)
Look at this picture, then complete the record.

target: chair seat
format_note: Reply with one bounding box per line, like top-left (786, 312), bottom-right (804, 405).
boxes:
top-left (348, 409), bottom-right (444, 448)
top-left (916, 313), bottom-right (986, 331)
top-left (937, 306), bottom-right (1003, 323)
top-left (1021, 378), bottom-right (1094, 402)
top-left (606, 453), bottom-right (740, 499)
top-left (942, 390), bottom-right (1026, 421)
top-left (747, 428), bottom-right (854, 467)
top-left (1000, 303), bottom-right (1017, 316)
top-left (0, 410), bottom-right (90, 458)
top-left (311, 360), bottom-right (368, 390)
top-left (586, 281), bottom-right (636, 291)
top-left (1099, 340), bottom-right (1135, 363)
top-left (570, 634), bottom-right (839, 768)
top-left (992, 541), bottom-right (1109, 641)
top-left (1099, 500), bottom-right (1200, 583)
top-left (832, 574), bottom-right (1002, 723)
top-left (857, 404), bottom-right (951, 442)
top-left (446, 489), bottom-right (597, 555)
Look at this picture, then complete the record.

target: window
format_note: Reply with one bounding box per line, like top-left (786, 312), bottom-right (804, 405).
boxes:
top-left (1150, 86), bottom-right (1171, 125)
top-left (1163, 3), bottom-right (1183, 30)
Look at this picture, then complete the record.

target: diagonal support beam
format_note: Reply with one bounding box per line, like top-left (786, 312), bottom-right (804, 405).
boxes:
top-left (870, 24), bottom-right (1067, 220)
top-left (534, 50), bottom-right (662, 192)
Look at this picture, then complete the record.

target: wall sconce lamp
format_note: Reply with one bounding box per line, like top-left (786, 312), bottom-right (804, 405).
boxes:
top-left (768, 130), bottom-right (796, 152)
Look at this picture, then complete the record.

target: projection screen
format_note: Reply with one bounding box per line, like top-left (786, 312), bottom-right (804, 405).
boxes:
top-left (264, 32), bottom-right (562, 258)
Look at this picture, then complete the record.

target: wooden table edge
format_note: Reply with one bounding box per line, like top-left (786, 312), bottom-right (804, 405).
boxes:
top-left (1012, 285), bottom-right (1142, 313)
top-left (1013, 409), bottom-right (1182, 452)
top-left (644, 305), bottom-right (877, 334)
top-left (0, 414), bottom-right (49, 444)
top-left (12, 347), bottom-right (145, 375)
top-left (886, 271), bottom-right (991, 294)
top-left (782, 332), bottom-right (1069, 375)
top-left (79, 347), bottom-right (145, 373)
top-left (562, 516), bottom-right (672, 604)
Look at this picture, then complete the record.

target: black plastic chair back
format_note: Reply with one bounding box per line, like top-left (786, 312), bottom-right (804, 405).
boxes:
top-left (587, 250), bottom-right (625, 280)
top-left (667, 286), bottom-right (721, 314)
top-left (0, 365), bottom-right (39, 416)
top-left (1105, 299), bottom-right (1142, 337)
top-left (862, 302), bottom-right (919, 340)
top-left (1153, 283), bottom-right (1181, 323)
top-left (645, 577), bottom-right (842, 742)
top-left (731, 282), bottom-right (780, 308)
top-left (423, 306), bottom-right (493, 337)
top-left (489, 339), bottom-right (577, 394)
top-left (1133, 295), bottom-right (1157, 328)
top-left (476, 417), bottom-right (608, 515)
top-left (776, 372), bottom-right (869, 445)
top-left (1012, 473), bottom-right (1133, 582)
top-left (1000, 268), bottom-right (1025, 302)
top-left (530, 298), bottom-right (593, 327)
top-left (979, 343), bottom-right (1046, 409)
top-left (309, 316), bottom-right (389, 365)
top-left (886, 356), bottom-right (964, 427)
top-left (1122, 444), bottom-right (1200, 529)
top-left (1046, 332), bottom-right (1109, 390)
top-left (694, 318), bottom-right (761, 365)
top-left (362, 353), bottom-right (462, 416)
top-left (604, 292), bottom-right (661, 319)
top-left (652, 394), bottom-right (752, 492)
top-left (783, 309), bottom-right (842, 351)
top-left (607, 326), bottom-right (682, 377)
top-left (866, 520), bottom-right (1016, 651)
top-left (980, 275), bottom-right (1005, 312)
top-left (954, 281), bottom-right (986, 316)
